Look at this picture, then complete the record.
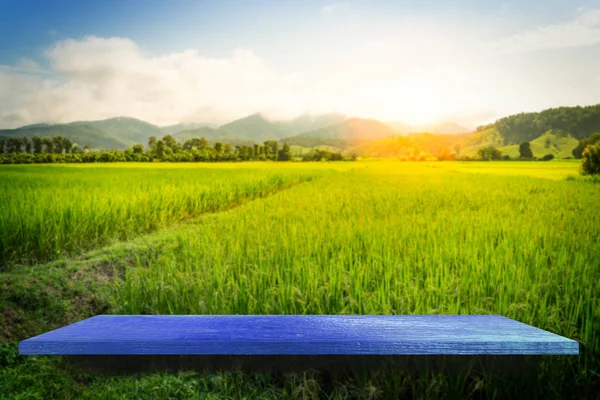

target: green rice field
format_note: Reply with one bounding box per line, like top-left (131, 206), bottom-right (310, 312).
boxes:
top-left (1, 160), bottom-right (599, 399)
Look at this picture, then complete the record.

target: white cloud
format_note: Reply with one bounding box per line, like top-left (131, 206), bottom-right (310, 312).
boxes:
top-left (321, 2), bottom-right (350, 15)
top-left (0, 58), bottom-right (51, 75)
top-left (0, 36), bottom-right (305, 127)
top-left (494, 9), bottom-right (600, 53)
top-left (0, 33), bottom-right (538, 128)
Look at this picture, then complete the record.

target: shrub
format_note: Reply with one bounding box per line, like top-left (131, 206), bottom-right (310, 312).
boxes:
top-left (581, 144), bottom-right (600, 175)
top-left (572, 133), bottom-right (600, 159)
top-left (477, 146), bottom-right (502, 161)
top-left (541, 154), bottom-right (554, 161)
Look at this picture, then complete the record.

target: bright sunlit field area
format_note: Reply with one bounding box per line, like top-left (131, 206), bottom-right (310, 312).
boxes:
top-left (1, 160), bottom-right (599, 399)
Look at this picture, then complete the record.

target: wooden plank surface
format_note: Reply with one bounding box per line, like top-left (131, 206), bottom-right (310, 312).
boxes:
top-left (19, 315), bottom-right (579, 355)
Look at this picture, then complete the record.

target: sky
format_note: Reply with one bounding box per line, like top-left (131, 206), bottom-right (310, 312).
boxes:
top-left (0, 0), bottom-right (599, 129)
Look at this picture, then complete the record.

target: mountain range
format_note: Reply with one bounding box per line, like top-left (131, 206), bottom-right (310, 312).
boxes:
top-left (0, 113), bottom-right (469, 150)
top-left (2, 104), bottom-right (599, 159)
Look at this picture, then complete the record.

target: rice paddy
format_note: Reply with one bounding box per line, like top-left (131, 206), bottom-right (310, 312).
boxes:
top-left (0, 163), bottom-right (323, 268)
top-left (1, 160), bottom-right (599, 399)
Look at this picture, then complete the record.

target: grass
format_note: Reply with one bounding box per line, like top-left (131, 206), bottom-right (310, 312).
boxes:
top-left (443, 160), bottom-right (581, 180)
top-left (498, 133), bottom-right (579, 159)
top-left (460, 129), bottom-right (580, 159)
top-left (0, 163), bottom-right (325, 268)
top-left (1, 161), bottom-right (599, 399)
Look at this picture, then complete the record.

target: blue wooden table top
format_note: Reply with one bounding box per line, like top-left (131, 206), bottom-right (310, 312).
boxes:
top-left (19, 315), bottom-right (579, 356)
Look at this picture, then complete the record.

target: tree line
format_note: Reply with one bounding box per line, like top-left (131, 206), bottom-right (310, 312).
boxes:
top-left (0, 135), bottom-right (353, 164)
top-left (460, 141), bottom-right (600, 175)
top-left (455, 142), bottom-right (554, 161)
top-left (2, 134), bottom-right (598, 174)
top-left (0, 136), bottom-right (87, 155)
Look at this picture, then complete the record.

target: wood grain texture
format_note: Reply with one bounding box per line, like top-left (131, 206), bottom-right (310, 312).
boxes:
top-left (18, 315), bottom-right (579, 356)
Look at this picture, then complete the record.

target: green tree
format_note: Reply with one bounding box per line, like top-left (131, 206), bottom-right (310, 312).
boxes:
top-left (572, 133), bottom-right (600, 159)
top-left (62, 137), bottom-right (73, 154)
top-left (235, 145), bottom-right (253, 161)
top-left (32, 136), bottom-right (43, 154)
top-left (162, 135), bottom-right (179, 152)
top-left (302, 149), bottom-right (345, 161)
top-left (156, 140), bottom-right (166, 159)
top-left (581, 144), bottom-right (600, 175)
top-left (23, 137), bottom-right (31, 154)
top-left (263, 140), bottom-right (279, 161)
top-left (214, 142), bottom-right (223, 158)
top-left (148, 136), bottom-right (157, 150)
top-left (519, 142), bottom-right (533, 158)
top-left (257, 145), bottom-right (266, 160)
top-left (477, 146), bottom-right (502, 161)
top-left (132, 144), bottom-right (144, 154)
top-left (43, 137), bottom-right (54, 154)
top-left (183, 138), bottom-right (208, 151)
top-left (0, 139), bottom-right (5, 154)
top-left (52, 136), bottom-right (64, 154)
top-left (223, 143), bottom-right (233, 160)
top-left (6, 138), bottom-right (23, 153)
top-left (278, 143), bottom-right (292, 161)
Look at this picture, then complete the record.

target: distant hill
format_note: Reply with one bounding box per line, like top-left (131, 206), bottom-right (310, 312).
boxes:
top-left (498, 132), bottom-right (580, 158)
top-left (0, 114), bottom-right (349, 150)
top-left (172, 127), bottom-right (256, 146)
top-left (1, 117), bottom-right (163, 150)
top-left (343, 133), bottom-right (469, 159)
top-left (459, 130), bottom-right (580, 158)
top-left (385, 121), bottom-right (470, 135)
top-left (172, 126), bottom-right (222, 141)
top-left (284, 119), bottom-right (470, 155)
top-left (210, 113), bottom-right (348, 143)
top-left (386, 122), bottom-right (413, 134)
top-left (283, 113), bottom-right (347, 135)
top-left (4, 104), bottom-right (597, 157)
top-left (218, 113), bottom-right (289, 142)
top-left (161, 123), bottom-right (217, 135)
top-left (0, 124), bottom-right (128, 150)
top-left (409, 132), bottom-right (470, 155)
top-left (291, 118), bottom-right (398, 142)
top-left (424, 122), bottom-right (471, 135)
top-left (456, 104), bottom-right (600, 157)
top-left (16, 123), bottom-right (54, 130)
top-left (478, 104), bottom-right (600, 144)
top-left (68, 117), bottom-right (164, 147)
top-left (457, 128), bottom-right (504, 156)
